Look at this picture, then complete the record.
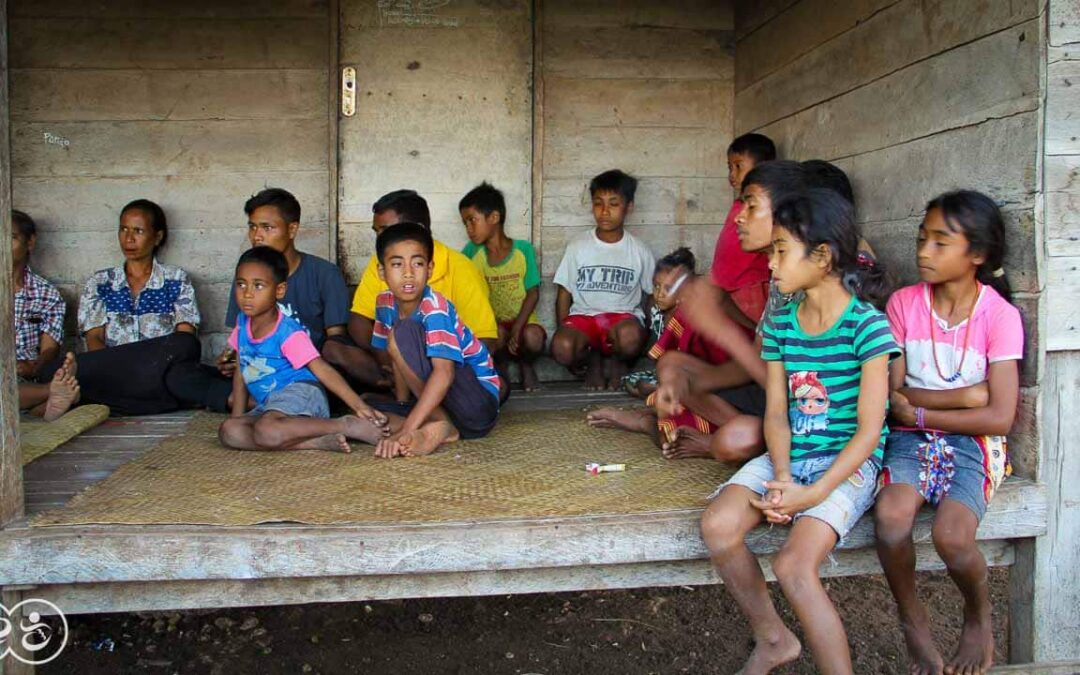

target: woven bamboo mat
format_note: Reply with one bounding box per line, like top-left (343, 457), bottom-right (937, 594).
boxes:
top-left (20, 405), bottom-right (111, 465)
top-left (31, 409), bottom-right (735, 527)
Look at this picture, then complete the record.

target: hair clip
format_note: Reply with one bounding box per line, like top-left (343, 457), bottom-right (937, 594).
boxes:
top-left (991, 267), bottom-right (1006, 278)
top-left (856, 251), bottom-right (876, 269)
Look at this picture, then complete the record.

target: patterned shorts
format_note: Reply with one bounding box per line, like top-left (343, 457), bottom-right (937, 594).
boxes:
top-left (879, 430), bottom-right (1010, 522)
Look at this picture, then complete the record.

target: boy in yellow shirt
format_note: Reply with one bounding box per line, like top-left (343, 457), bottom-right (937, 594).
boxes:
top-left (460, 182), bottom-right (546, 391)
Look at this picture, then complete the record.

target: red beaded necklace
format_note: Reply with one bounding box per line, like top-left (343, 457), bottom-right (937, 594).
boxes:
top-left (929, 281), bottom-right (981, 384)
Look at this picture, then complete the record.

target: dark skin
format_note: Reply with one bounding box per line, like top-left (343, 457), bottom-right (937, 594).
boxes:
top-left (461, 205), bottom-right (545, 391)
top-left (84, 209), bottom-right (195, 352)
top-left (12, 230), bottom-right (60, 378)
top-left (701, 234), bottom-right (892, 675)
top-left (217, 262), bottom-right (390, 453)
top-left (218, 205), bottom-right (346, 378)
top-left (372, 240), bottom-right (462, 458)
top-left (550, 189), bottom-right (650, 391)
top-left (875, 208), bottom-right (1014, 675)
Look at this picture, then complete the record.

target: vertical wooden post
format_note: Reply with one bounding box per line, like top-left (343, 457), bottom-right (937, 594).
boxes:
top-left (0, 0), bottom-right (22, 531)
top-left (327, 0), bottom-right (340, 265)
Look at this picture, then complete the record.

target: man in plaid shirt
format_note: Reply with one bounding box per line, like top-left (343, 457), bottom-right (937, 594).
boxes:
top-left (12, 210), bottom-right (79, 419)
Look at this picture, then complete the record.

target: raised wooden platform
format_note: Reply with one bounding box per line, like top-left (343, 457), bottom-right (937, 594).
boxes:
top-left (0, 385), bottom-right (1048, 617)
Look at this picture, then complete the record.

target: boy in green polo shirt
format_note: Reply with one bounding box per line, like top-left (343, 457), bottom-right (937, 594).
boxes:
top-left (460, 182), bottom-right (546, 391)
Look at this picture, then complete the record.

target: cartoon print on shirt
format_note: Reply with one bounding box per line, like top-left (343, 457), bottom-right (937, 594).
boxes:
top-left (789, 370), bottom-right (829, 435)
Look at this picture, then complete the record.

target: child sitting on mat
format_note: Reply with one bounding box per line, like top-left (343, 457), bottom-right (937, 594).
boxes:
top-left (368, 223), bottom-right (506, 458)
top-left (218, 247), bottom-right (391, 453)
top-left (620, 248), bottom-right (695, 399)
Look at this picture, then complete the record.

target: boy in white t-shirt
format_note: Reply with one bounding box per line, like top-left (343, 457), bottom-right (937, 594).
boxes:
top-left (551, 170), bottom-right (656, 390)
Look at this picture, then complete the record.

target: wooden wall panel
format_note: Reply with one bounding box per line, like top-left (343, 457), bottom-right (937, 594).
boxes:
top-left (538, 0), bottom-right (734, 337)
top-left (7, 0), bottom-right (332, 353)
top-left (335, 0), bottom-right (533, 284)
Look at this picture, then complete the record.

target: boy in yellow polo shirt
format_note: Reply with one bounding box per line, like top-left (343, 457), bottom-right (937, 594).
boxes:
top-left (460, 182), bottom-right (546, 391)
top-left (323, 190), bottom-right (498, 390)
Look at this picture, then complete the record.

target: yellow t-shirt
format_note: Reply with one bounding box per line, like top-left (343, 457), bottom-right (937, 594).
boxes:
top-left (351, 239), bottom-right (499, 340)
top-left (461, 240), bottom-right (541, 324)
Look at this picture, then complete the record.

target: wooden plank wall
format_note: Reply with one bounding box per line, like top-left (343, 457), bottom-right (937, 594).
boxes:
top-left (6, 0), bottom-right (333, 356)
top-left (1023, 0), bottom-right (1080, 662)
top-left (536, 0), bottom-right (734, 333)
top-left (733, 0), bottom-right (1044, 476)
top-left (335, 0), bottom-right (533, 284)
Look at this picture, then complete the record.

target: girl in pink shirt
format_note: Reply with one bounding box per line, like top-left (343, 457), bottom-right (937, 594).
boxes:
top-left (875, 190), bottom-right (1023, 675)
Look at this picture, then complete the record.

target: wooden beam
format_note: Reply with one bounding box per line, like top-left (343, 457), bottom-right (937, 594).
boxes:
top-left (0, 0), bottom-right (23, 532)
top-left (530, 0), bottom-right (543, 251)
top-left (27, 540), bottom-right (1015, 616)
top-left (0, 479), bottom-right (1046, 586)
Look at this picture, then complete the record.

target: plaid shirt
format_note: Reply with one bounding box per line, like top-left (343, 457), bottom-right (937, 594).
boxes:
top-left (14, 266), bottom-right (66, 361)
top-left (78, 259), bottom-right (200, 348)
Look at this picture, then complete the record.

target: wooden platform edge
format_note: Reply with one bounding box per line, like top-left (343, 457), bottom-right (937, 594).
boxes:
top-left (20, 540), bottom-right (1015, 616)
top-left (0, 479), bottom-right (1046, 587)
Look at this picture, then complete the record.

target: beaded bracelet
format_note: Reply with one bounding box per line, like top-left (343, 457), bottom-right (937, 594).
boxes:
top-left (915, 406), bottom-right (926, 430)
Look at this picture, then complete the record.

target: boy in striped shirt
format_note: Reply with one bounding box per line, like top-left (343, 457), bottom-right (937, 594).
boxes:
top-left (370, 223), bottom-right (505, 457)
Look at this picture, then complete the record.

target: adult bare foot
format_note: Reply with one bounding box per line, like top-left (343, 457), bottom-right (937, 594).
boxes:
top-left (399, 420), bottom-right (459, 457)
top-left (736, 626), bottom-right (802, 675)
top-left (60, 351), bottom-right (77, 379)
top-left (944, 613), bottom-right (993, 675)
top-left (661, 427), bottom-right (713, 459)
top-left (520, 362), bottom-right (539, 392)
top-left (606, 359), bottom-right (628, 391)
top-left (901, 613), bottom-right (944, 675)
top-left (339, 415), bottom-right (387, 445)
top-left (586, 407), bottom-right (655, 433)
top-left (583, 354), bottom-right (606, 391)
top-left (293, 433), bottom-right (351, 453)
top-left (43, 367), bottom-right (80, 422)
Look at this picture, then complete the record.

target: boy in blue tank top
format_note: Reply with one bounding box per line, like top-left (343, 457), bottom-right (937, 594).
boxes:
top-left (218, 247), bottom-right (391, 452)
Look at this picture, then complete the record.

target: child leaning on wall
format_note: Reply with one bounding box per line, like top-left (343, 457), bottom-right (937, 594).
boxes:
top-left (460, 182), bottom-right (546, 392)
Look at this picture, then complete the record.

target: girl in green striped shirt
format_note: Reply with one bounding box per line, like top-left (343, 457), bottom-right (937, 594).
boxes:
top-left (700, 188), bottom-right (898, 675)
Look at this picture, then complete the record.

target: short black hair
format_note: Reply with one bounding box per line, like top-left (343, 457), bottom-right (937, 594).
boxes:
top-left (236, 246), bottom-right (289, 284)
top-left (459, 182), bottom-right (507, 228)
top-left (728, 133), bottom-right (777, 164)
top-left (12, 210), bottom-right (36, 239)
top-left (244, 188), bottom-right (301, 225)
top-left (802, 159), bottom-right (854, 205)
top-left (121, 199), bottom-right (168, 252)
top-left (372, 190), bottom-right (431, 229)
top-left (376, 221), bottom-right (434, 263)
top-left (741, 160), bottom-right (806, 205)
top-left (656, 247), bottom-right (696, 274)
top-left (589, 169), bottom-right (638, 203)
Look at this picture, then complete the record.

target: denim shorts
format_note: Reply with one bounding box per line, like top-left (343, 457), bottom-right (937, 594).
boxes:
top-left (248, 381), bottom-right (329, 419)
top-left (716, 453), bottom-right (879, 541)
top-left (880, 430), bottom-right (1009, 522)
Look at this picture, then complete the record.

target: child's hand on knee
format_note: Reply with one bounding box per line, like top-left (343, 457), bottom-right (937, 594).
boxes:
top-left (754, 486), bottom-right (792, 524)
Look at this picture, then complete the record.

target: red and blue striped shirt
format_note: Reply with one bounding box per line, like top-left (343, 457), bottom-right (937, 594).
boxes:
top-left (372, 286), bottom-right (501, 403)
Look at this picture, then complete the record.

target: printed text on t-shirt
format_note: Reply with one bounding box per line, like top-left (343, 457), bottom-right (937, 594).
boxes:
top-left (576, 266), bottom-right (637, 294)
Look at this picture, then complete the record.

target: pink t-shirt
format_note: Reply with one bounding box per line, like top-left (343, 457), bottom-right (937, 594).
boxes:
top-left (710, 200), bottom-right (771, 292)
top-left (885, 282), bottom-right (1023, 390)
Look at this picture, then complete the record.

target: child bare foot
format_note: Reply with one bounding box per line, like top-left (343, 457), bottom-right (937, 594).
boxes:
top-left (398, 420), bottom-right (459, 457)
top-left (901, 613), bottom-right (945, 675)
top-left (294, 433), bottom-right (351, 453)
top-left (43, 364), bottom-right (80, 422)
top-left (586, 407), bottom-right (654, 433)
top-left (520, 361), bottom-right (539, 392)
top-left (736, 626), bottom-right (801, 675)
top-left (944, 613), bottom-right (993, 675)
top-left (661, 427), bottom-right (713, 460)
top-left (583, 354), bottom-right (605, 391)
top-left (606, 359), bottom-right (628, 391)
top-left (340, 414), bottom-right (389, 445)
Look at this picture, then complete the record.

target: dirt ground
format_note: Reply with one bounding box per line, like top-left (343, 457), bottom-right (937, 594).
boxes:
top-left (38, 568), bottom-right (1009, 674)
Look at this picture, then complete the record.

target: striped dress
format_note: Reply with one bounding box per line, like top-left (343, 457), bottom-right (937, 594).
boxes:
top-left (760, 296), bottom-right (899, 465)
